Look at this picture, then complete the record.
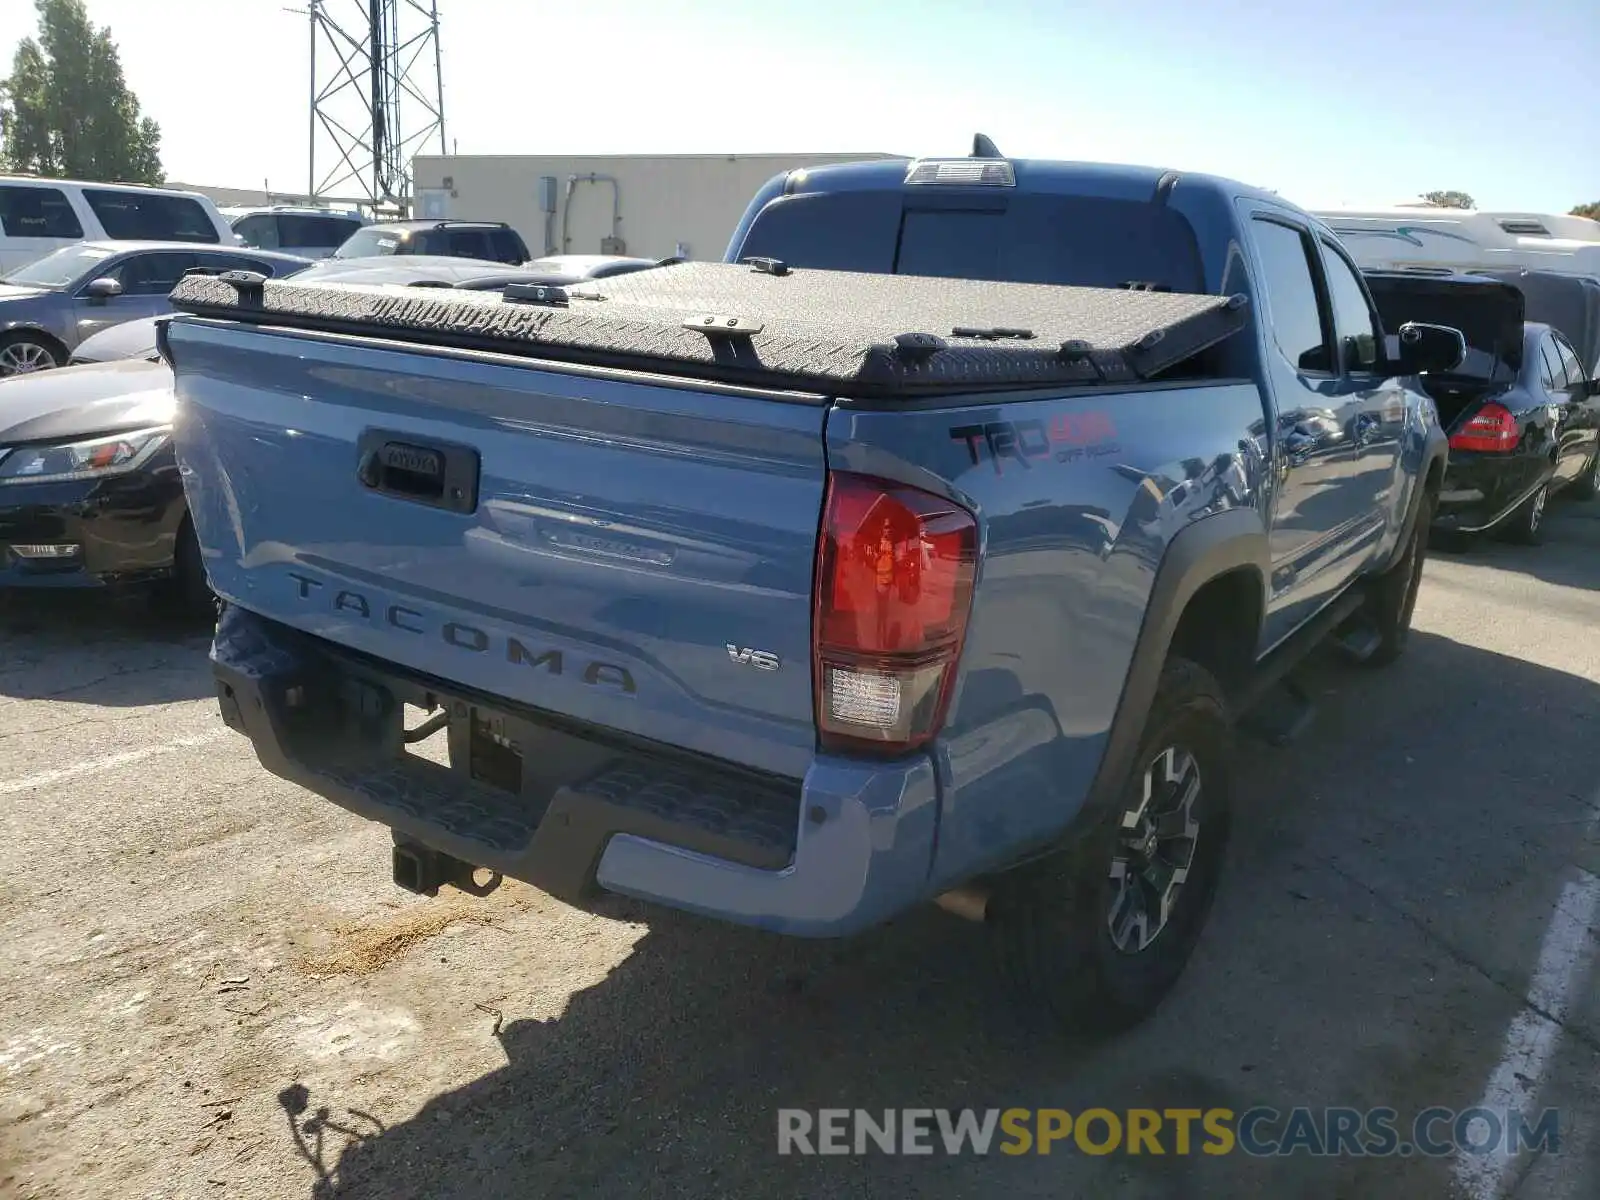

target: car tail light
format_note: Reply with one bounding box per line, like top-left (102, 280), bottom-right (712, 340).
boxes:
top-left (813, 472), bottom-right (978, 756)
top-left (1448, 403), bottom-right (1519, 453)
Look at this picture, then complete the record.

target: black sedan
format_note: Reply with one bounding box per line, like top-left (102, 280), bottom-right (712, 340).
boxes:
top-left (0, 357), bottom-right (208, 608)
top-left (1366, 271), bottom-right (1600, 544)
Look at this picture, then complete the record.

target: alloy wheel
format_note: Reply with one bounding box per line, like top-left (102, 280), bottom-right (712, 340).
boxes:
top-left (1527, 486), bottom-right (1547, 533)
top-left (0, 341), bottom-right (57, 377)
top-left (1107, 746), bottom-right (1202, 954)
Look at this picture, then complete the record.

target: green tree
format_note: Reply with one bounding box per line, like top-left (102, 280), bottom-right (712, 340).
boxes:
top-left (1419, 190), bottom-right (1475, 210)
top-left (1572, 201), bottom-right (1600, 220)
top-left (0, 0), bottom-right (163, 183)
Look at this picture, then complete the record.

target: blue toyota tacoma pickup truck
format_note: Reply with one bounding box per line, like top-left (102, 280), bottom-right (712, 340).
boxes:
top-left (159, 141), bottom-right (1460, 1031)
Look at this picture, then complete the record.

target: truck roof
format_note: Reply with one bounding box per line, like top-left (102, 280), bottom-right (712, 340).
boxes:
top-left (774, 154), bottom-right (1292, 213)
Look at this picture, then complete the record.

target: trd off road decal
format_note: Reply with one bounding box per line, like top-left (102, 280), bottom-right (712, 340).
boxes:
top-left (950, 412), bottom-right (1121, 475)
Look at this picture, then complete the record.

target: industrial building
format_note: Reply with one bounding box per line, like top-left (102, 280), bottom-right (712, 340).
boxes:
top-left (409, 152), bottom-right (898, 262)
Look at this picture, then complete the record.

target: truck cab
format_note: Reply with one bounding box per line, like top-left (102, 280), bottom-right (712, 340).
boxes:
top-left (725, 147), bottom-right (1433, 648)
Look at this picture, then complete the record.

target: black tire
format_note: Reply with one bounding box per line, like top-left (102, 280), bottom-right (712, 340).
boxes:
top-left (1500, 483), bottom-right (1548, 546)
top-left (1571, 449), bottom-right (1600, 501)
top-left (0, 331), bottom-right (65, 377)
top-left (159, 516), bottom-right (217, 619)
top-left (1361, 486), bottom-right (1434, 668)
top-left (990, 657), bottom-right (1232, 1035)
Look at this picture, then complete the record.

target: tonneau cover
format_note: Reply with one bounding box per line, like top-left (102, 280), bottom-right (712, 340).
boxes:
top-left (167, 260), bottom-right (1248, 398)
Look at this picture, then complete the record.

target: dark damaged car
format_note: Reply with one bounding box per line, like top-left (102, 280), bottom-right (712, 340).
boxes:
top-left (0, 358), bottom-right (207, 606)
top-left (1365, 270), bottom-right (1600, 543)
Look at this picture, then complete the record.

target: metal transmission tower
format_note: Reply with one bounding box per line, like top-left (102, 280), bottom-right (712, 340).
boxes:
top-left (306, 0), bottom-right (446, 211)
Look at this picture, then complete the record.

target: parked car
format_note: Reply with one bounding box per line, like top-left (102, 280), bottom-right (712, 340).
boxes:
top-left (1365, 270), bottom-right (1600, 543)
top-left (66, 315), bottom-right (164, 366)
top-left (162, 141), bottom-right (1460, 1033)
top-left (331, 220), bottom-right (530, 265)
top-left (0, 241), bottom-right (312, 376)
top-left (2, 254), bottom-right (554, 607)
top-left (289, 254), bottom-right (537, 287)
top-left (224, 205), bottom-right (368, 260)
top-left (0, 176), bottom-right (237, 273)
top-left (0, 358), bottom-right (206, 607)
top-left (66, 257), bottom-right (530, 364)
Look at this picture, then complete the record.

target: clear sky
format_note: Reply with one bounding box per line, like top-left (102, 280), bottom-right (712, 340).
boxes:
top-left (3, 0), bottom-right (1596, 212)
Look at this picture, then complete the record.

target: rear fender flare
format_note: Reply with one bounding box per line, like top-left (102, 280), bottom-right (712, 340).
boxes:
top-left (1076, 508), bottom-right (1269, 834)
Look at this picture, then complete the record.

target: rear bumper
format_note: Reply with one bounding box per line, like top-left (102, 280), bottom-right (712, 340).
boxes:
top-left (210, 604), bottom-right (940, 936)
top-left (1432, 453), bottom-right (1549, 534)
top-left (0, 459), bottom-right (186, 589)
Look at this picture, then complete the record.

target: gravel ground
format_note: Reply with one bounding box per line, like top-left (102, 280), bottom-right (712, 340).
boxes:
top-left (1, 505), bottom-right (1597, 1200)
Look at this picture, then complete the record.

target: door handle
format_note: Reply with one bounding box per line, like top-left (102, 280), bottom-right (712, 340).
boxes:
top-left (355, 430), bottom-right (480, 514)
top-left (1283, 431), bottom-right (1316, 467)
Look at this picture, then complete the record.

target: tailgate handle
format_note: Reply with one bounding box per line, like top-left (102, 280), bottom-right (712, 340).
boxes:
top-left (355, 431), bottom-right (479, 514)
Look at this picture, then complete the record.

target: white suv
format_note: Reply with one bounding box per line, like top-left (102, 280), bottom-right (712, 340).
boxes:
top-left (0, 176), bottom-right (236, 272)
top-left (224, 206), bottom-right (368, 260)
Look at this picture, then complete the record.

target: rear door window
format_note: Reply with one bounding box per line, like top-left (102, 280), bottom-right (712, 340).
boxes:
top-left (0, 185), bottom-right (84, 239)
top-left (439, 229), bottom-right (490, 259)
top-left (1537, 337), bottom-right (1562, 394)
top-left (485, 227), bottom-right (526, 263)
top-left (279, 213), bottom-right (360, 250)
top-left (1250, 218), bottom-right (1333, 374)
top-left (1318, 240), bottom-right (1382, 371)
top-left (233, 214), bottom-right (280, 249)
top-left (1551, 334), bottom-right (1585, 389)
top-left (83, 189), bottom-right (219, 243)
top-left (111, 251), bottom-right (202, 295)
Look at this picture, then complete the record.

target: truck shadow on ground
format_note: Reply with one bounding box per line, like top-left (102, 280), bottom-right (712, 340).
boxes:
top-left (0, 591), bottom-right (215, 705)
top-left (269, 628), bottom-right (1600, 1200)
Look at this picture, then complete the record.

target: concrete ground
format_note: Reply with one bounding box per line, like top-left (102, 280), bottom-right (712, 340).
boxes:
top-left (1, 504), bottom-right (1596, 1200)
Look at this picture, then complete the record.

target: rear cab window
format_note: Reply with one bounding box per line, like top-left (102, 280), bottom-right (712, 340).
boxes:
top-left (737, 190), bottom-right (1205, 291)
top-left (83, 189), bottom-right (219, 243)
top-left (0, 184), bottom-right (85, 239)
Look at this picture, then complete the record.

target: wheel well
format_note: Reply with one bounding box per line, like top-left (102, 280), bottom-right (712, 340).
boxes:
top-left (1167, 568), bottom-right (1263, 698)
top-left (0, 326), bottom-right (69, 362)
top-left (1425, 457), bottom-right (1444, 495)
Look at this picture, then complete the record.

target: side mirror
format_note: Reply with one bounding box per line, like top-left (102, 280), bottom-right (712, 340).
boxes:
top-left (1392, 321), bottom-right (1464, 375)
top-left (83, 276), bottom-right (123, 301)
top-left (1343, 332), bottom-right (1378, 371)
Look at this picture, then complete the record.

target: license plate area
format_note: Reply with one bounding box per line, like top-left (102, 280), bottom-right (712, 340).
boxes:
top-left (466, 707), bottom-right (523, 794)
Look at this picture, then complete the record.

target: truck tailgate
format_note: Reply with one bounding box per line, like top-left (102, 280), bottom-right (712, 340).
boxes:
top-left (168, 320), bottom-right (827, 779)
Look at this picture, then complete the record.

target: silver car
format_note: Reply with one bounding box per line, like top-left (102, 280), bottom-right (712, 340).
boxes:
top-left (0, 240), bottom-right (312, 376)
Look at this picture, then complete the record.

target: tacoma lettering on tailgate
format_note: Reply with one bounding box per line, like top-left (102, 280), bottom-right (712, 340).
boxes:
top-left (288, 572), bottom-right (637, 693)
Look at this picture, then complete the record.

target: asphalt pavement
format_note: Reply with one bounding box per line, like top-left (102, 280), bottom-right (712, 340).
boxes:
top-left (0, 502), bottom-right (1596, 1200)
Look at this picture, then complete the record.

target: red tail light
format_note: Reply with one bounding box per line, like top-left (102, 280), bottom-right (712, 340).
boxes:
top-left (813, 472), bottom-right (978, 756)
top-left (1448, 403), bottom-right (1519, 453)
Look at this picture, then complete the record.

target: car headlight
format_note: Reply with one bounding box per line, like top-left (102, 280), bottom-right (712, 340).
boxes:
top-left (0, 427), bottom-right (172, 485)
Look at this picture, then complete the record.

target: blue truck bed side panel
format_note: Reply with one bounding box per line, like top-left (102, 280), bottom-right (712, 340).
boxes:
top-left (822, 380), bottom-right (1272, 888)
